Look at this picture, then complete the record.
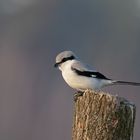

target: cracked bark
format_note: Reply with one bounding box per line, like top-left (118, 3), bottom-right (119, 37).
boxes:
top-left (72, 90), bottom-right (136, 140)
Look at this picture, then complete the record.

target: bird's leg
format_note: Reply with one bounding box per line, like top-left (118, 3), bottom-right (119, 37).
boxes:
top-left (94, 89), bottom-right (103, 94)
top-left (74, 90), bottom-right (84, 101)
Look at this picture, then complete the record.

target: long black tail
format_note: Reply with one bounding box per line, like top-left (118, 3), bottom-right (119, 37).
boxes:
top-left (112, 80), bottom-right (140, 86)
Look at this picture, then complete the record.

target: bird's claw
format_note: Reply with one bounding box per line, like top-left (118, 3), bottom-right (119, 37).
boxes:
top-left (74, 91), bottom-right (84, 102)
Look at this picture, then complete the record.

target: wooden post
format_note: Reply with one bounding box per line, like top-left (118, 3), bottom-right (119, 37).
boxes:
top-left (72, 90), bottom-right (136, 140)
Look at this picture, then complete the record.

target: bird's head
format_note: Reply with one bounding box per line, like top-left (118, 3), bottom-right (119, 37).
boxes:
top-left (54, 51), bottom-right (76, 70)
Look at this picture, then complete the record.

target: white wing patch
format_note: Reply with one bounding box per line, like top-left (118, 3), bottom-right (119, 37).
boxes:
top-left (91, 75), bottom-right (96, 78)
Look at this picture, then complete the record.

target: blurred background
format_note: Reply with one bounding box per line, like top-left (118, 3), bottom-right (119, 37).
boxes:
top-left (0, 0), bottom-right (140, 139)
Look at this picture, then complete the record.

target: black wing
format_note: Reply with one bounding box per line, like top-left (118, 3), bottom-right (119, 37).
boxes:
top-left (71, 67), bottom-right (110, 80)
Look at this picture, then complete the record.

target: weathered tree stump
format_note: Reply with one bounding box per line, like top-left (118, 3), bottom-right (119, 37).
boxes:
top-left (72, 90), bottom-right (136, 140)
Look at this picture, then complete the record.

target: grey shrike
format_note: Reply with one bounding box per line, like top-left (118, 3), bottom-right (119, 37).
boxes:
top-left (54, 51), bottom-right (140, 91)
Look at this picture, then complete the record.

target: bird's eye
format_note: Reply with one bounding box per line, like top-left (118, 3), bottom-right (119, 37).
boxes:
top-left (61, 58), bottom-right (67, 63)
top-left (61, 55), bottom-right (75, 63)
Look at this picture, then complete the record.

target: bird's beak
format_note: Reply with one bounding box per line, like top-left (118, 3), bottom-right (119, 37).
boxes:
top-left (54, 63), bottom-right (59, 68)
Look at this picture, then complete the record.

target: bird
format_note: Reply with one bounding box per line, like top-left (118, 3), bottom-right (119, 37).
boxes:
top-left (54, 50), bottom-right (140, 92)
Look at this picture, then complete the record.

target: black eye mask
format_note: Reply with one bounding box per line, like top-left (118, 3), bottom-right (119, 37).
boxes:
top-left (54, 55), bottom-right (75, 68)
